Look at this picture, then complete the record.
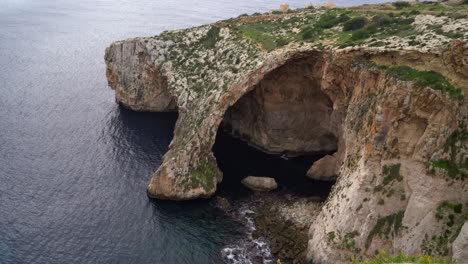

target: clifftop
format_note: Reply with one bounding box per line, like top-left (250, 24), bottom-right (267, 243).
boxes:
top-left (104, 1), bottom-right (467, 263)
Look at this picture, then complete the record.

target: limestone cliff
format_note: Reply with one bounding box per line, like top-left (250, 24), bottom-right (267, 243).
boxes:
top-left (105, 3), bottom-right (467, 262)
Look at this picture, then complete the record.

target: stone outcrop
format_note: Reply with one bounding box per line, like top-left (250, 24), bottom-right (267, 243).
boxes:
top-left (105, 6), bottom-right (467, 262)
top-left (241, 176), bottom-right (278, 192)
top-left (452, 222), bottom-right (468, 263)
top-left (105, 39), bottom-right (177, 111)
top-left (306, 154), bottom-right (340, 181)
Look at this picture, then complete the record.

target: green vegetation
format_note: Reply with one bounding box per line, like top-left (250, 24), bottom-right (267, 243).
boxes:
top-left (328, 230), bottom-right (361, 253)
top-left (316, 13), bottom-right (342, 29)
top-left (386, 66), bottom-right (462, 100)
top-left (366, 211), bottom-right (405, 249)
top-left (427, 24), bottom-right (464, 39)
top-left (422, 201), bottom-right (468, 256)
top-left (393, 1), bottom-right (411, 9)
top-left (372, 164), bottom-right (405, 202)
top-left (300, 26), bottom-right (322, 41)
top-left (275, 38), bottom-right (290, 47)
top-left (342, 231), bottom-right (360, 251)
top-left (436, 202), bottom-right (463, 220)
top-left (224, 5), bottom-right (463, 51)
top-left (231, 16), bottom-right (308, 50)
top-left (235, 23), bottom-right (277, 50)
top-left (350, 28), bottom-right (376, 41)
top-left (350, 250), bottom-right (456, 264)
top-left (337, 14), bottom-right (416, 47)
top-left (428, 129), bottom-right (467, 181)
top-left (343, 17), bottom-right (369, 31)
top-left (395, 2), bottom-right (468, 12)
top-left (180, 159), bottom-right (216, 192)
top-left (382, 164), bottom-right (403, 185)
top-left (199, 26), bottom-right (221, 48)
top-left (367, 41), bottom-right (385, 47)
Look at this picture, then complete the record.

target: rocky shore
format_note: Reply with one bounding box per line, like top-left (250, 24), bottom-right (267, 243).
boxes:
top-left (216, 192), bottom-right (324, 264)
top-left (252, 195), bottom-right (322, 264)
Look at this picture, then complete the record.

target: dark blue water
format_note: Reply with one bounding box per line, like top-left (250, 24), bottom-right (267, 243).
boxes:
top-left (0, 0), bottom-right (404, 263)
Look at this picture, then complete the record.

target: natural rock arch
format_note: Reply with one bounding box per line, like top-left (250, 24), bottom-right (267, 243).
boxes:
top-left (105, 38), bottom-right (467, 263)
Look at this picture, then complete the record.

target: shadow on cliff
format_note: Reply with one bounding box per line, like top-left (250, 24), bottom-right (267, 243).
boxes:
top-left (106, 106), bottom-right (178, 172)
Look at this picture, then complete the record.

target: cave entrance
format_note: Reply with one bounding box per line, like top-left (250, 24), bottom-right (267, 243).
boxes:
top-left (212, 55), bottom-right (338, 198)
top-left (212, 129), bottom-right (334, 198)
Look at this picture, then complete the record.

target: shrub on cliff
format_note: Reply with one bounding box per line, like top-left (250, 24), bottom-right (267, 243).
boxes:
top-left (275, 38), bottom-right (290, 47)
top-left (386, 66), bottom-right (462, 99)
top-left (350, 25), bottom-right (377, 40)
top-left (372, 15), bottom-right (393, 26)
top-left (200, 26), bottom-right (221, 48)
top-left (343, 17), bottom-right (369, 31)
top-left (339, 14), bottom-right (351, 23)
top-left (300, 26), bottom-right (321, 41)
top-left (393, 1), bottom-right (411, 9)
top-left (315, 13), bottom-right (341, 29)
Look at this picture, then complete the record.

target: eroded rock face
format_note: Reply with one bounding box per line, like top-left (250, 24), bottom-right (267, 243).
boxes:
top-left (304, 57), bottom-right (467, 263)
top-left (105, 22), bottom-right (467, 262)
top-left (105, 39), bottom-right (177, 111)
top-left (222, 56), bottom-right (337, 156)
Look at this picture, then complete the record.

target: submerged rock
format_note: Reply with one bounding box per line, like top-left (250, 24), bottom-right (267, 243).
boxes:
top-left (241, 176), bottom-right (278, 192)
top-left (216, 196), bottom-right (231, 209)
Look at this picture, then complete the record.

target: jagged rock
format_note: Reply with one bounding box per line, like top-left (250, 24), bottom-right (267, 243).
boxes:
top-left (241, 176), bottom-right (278, 192)
top-left (453, 221), bottom-right (468, 263)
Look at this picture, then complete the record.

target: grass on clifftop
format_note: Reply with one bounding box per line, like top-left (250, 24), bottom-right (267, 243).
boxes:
top-left (220, 3), bottom-right (466, 51)
top-left (386, 66), bottom-right (462, 100)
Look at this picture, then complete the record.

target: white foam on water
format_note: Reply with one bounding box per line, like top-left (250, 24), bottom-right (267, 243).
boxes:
top-left (221, 204), bottom-right (274, 264)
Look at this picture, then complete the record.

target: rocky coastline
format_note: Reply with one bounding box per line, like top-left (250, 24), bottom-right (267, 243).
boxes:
top-left (215, 191), bottom-right (325, 264)
top-left (105, 1), bottom-right (467, 263)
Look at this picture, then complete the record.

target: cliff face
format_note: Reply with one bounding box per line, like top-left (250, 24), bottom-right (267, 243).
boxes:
top-left (105, 7), bottom-right (467, 262)
top-left (306, 47), bottom-right (467, 262)
top-left (105, 39), bottom-right (177, 111)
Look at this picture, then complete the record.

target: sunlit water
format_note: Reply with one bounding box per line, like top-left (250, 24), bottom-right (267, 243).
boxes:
top-left (0, 0), bottom-right (403, 263)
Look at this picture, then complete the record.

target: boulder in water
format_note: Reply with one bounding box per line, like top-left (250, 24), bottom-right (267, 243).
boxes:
top-left (241, 176), bottom-right (277, 192)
